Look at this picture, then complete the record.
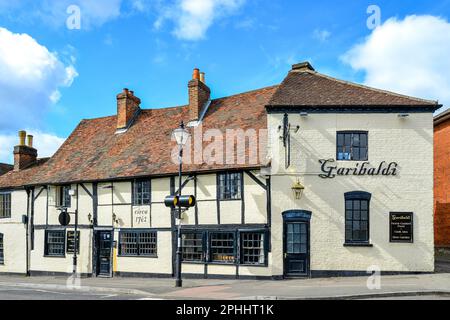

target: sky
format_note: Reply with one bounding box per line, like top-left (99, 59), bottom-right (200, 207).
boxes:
top-left (0, 0), bottom-right (450, 163)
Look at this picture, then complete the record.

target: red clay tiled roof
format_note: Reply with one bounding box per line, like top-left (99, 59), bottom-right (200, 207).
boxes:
top-left (0, 159), bottom-right (48, 189)
top-left (0, 85), bottom-right (278, 188)
top-left (268, 69), bottom-right (439, 107)
top-left (0, 163), bottom-right (13, 176)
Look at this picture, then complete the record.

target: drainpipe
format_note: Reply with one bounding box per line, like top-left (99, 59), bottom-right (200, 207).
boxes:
top-left (25, 188), bottom-right (30, 276)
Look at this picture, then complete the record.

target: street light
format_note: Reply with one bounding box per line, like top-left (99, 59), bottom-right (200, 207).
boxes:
top-left (173, 121), bottom-right (190, 288)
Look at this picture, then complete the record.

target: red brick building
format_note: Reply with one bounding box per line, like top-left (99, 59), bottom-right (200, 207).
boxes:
top-left (434, 109), bottom-right (450, 248)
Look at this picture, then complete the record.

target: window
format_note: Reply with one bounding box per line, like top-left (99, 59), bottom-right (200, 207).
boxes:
top-left (119, 230), bottom-right (157, 257)
top-left (182, 232), bottom-right (204, 262)
top-left (56, 185), bottom-right (71, 208)
top-left (337, 131), bottom-right (368, 161)
top-left (240, 232), bottom-right (265, 265)
top-left (133, 180), bottom-right (151, 205)
top-left (45, 230), bottom-right (65, 257)
top-left (218, 172), bottom-right (242, 200)
top-left (181, 229), bottom-right (268, 266)
top-left (66, 231), bottom-right (80, 254)
top-left (210, 232), bottom-right (235, 263)
top-left (345, 192), bottom-right (371, 244)
top-left (0, 233), bottom-right (4, 264)
top-left (0, 193), bottom-right (11, 218)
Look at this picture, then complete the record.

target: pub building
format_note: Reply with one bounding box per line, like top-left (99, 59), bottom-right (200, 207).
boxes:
top-left (0, 62), bottom-right (440, 279)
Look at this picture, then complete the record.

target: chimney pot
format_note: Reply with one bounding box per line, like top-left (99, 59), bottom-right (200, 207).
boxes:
top-left (200, 72), bottom-right (205, 83)
top-left (27, 135), bottom-right (34, 148)
top-left (14, 131), bottom-right (37, 171)
top-left (192, 68), bottom-right (200, 80)
top-left (19, 130), bottom-right (26, 146)
top-left (188, 69), bottom-right (210, 122)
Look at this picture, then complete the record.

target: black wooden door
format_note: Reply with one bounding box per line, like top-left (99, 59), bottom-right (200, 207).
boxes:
top-left (96, 231), bottom-right (113, 277)
top-left (284, 221), bottom-right (309, 276)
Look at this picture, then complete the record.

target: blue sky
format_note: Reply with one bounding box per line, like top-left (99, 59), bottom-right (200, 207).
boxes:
top-left (0, 0), bottom-right (449, 162)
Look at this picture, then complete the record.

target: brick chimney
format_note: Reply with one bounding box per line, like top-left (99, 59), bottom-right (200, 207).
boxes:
top-left (116, 88), bottom-right (141, 131)
top-left (14, 130), bottom-right (37, 171)
top-left (188, 68), bottom-right (210, 122)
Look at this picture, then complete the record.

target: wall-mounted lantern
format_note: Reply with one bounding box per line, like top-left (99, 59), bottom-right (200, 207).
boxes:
top-left (87, 213), bottom-right (93, 224)
top-left (291, 179), bottom-right (305, 200)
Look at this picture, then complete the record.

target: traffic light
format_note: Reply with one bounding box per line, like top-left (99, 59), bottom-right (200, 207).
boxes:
top-left (178, 195), bottom-right (196, 207)
top-left (164, 195), bottom-right (196, 208)
top-left (164, 196), bottom-right (178, 208)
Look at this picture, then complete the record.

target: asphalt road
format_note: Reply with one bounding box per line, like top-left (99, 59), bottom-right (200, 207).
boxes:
top-left (0, 285), bottom-right (150, 300)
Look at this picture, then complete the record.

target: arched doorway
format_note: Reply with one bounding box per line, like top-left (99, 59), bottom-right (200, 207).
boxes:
top-left (282, 210), bottom-right (311, 277)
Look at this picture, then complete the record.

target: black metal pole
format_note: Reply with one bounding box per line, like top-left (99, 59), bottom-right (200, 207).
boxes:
top-left (73, 185), bottom-right (78, 275)
top-left (175, 141), bottom-right (183, 287)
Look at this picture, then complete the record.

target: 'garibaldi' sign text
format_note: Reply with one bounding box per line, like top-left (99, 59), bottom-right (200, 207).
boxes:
top-left (319, 159), bottom-right (398, 179)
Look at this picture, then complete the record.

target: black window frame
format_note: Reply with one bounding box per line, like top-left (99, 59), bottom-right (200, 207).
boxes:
top-left (181, 232), bottom-right (205, 262)
top-left (56, 185), bottom-right (71, 208)
top-left (181, 229), bottom-right (268, 267)
top-left (239, 231), bottom-right (267, 266)
top-left (209, 231), bottom-right (236, 264)
top-left (0, 192), bottom-right (11, 219)
top-left (44, 230), bottom-right (66, 257)
top-left (132, 179), bottom-right (151, 206)
top-left (344, 191), bottom-right (372, 246)
top-left (0, 233), bottom-right (4, 264)
top-left (218, 172), bottom-right (243, 201)
top-left (336, 131), bottom-right (368, 161)
top-left (118, 229), bottom-right (157, 257)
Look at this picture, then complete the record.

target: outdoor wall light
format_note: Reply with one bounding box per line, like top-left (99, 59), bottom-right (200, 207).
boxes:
top-left (398, 113), bottom-right (410, 118)
top-left (68, 189), bottom-right (76, 197)
top-left (87, 213), bottom-right (93, 224)
top-left (291, 179), bottom-right (305, 200)
top-left (300, 112), bottom-right (308, 117)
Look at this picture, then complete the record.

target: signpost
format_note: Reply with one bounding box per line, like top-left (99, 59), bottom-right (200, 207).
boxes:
top-left (390, 212), bottom-right (413, 243)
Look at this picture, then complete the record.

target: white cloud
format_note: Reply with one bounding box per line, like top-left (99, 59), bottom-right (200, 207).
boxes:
top-left (0, 27), bottom-right (78, 131)
top-left (343, 15), bottom-right (450, 111)
top-left (0, 0), bottom-right (122, 29)
top-left (0, 130), bottom-right (65, 164)
top-left (313, 29), bottom-right (331, 42)
top-left (155, 0), bottom-right (245, 40)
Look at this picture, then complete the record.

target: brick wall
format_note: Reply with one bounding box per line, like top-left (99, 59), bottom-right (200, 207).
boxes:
top-left (434, 118), bottom-right (450, 247)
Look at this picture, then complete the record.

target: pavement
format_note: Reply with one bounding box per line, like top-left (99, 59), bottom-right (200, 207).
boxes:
top-left (0, 271), bottom-right (449, 300)
top-left (0, 254), bottom-right (448, 300)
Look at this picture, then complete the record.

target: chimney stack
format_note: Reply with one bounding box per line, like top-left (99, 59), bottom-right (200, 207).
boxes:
top-left (188, 68), bottom-right (210, 122)
top-left (116, 88), bottom-right (141, 131)
top-left (14, 130), bottom-right (37, 171)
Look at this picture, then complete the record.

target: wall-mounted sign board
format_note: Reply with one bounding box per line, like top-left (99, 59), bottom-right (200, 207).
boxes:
top-left (390, 212), bottom-right (413, 243)
top-left (67, 231), bottom-right (80, 253)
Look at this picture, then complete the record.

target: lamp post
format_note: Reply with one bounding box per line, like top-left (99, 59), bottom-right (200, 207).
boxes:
top-left (172, 121), bottom-right (190, 288)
